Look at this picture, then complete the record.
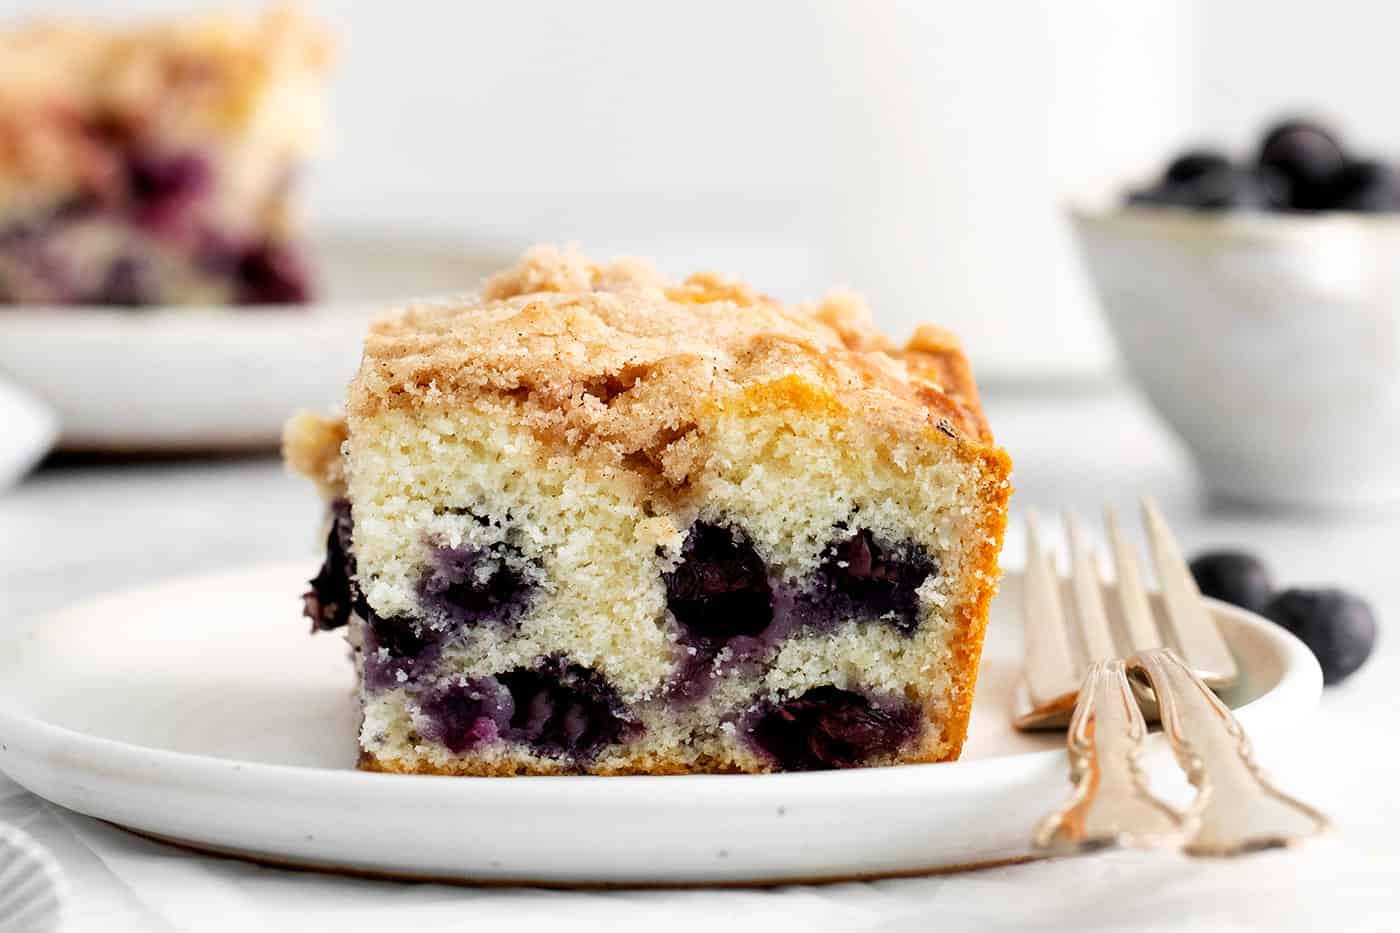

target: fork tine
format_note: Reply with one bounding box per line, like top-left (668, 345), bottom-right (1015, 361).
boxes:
top-left (1022, 510), bottom-right (1080, 711)
top-left (1105, 505), bottom-right (1163, 653)
top-left (1066, 512), bottom-right (1118, 663)
top-left (1141, 497), bottom-right (1239, 686)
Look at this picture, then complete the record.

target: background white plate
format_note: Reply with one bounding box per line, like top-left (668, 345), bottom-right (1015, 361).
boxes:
top-left (0, 236), bottom-right (512, 453)
top-left (0, 563), bottom-right (1321, 885)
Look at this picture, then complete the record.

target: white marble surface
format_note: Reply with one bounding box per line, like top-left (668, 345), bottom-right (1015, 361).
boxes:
top-left (1, 387), bottom-right (1396, 932)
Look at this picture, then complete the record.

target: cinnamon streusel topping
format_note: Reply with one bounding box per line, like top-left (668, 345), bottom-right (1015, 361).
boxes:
top-left (350, 246), bottom-right (994, 486)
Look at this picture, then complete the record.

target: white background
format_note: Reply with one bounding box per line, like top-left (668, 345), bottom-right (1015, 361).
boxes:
top-left (7, 0), bottom-right (1400, 373)
top-left (7, 0), bottom-right (1398, 376)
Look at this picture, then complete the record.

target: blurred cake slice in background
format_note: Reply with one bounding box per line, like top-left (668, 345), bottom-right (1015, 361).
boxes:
top-left (0, 4), bottom-right (332, 308)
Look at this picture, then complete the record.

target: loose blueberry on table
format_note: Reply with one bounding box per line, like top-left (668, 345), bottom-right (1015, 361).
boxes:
top-left (1189, 548), bottom-right (1377, 686)
top-left (1189, 550), bottom-right (1275, 615)
top-left (1264, 588), bottom-right (1377, 686)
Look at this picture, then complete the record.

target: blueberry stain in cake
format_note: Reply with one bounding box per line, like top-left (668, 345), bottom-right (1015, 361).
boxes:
top-left (661, 522), bottom-right (779, 703)
top-left (498, 660), bottom-right (642, 761)
top-left (745, 686), bottom-right (922, 771)
top-left (303, 499), bottom-right (359, 632)
top-left (418, 541), bottom-right (536, 629)
top-left (419, 678), bottom-right (516, 753)
top-left (662, 523), bottom-right (936, 702)
top-left (368, 612), bottom-right (432, 658)
top-left (665, 649), bottom-right (719, 704)
top-left (124, 150), bottom-right (212, 232)
top-left (304, 500), bottom-right (443, 690)
top-left (362, 609), bottom-right (443, 691)
top-left (93, 256), bottom-right (154, 306)
top-left (420, 658), bottom-right (642, 763)
top-left (234, 241), bottom-right (312, 304)
top-left (664, 522), bottom-right (775, 643)
top-left (796, 528), bottom-right (937, 635)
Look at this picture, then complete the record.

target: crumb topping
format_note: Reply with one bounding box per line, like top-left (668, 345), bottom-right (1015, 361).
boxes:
top-left (348, 246), bottom-right (995, 484)
top-left (283, 408), bottom-right (347, 498)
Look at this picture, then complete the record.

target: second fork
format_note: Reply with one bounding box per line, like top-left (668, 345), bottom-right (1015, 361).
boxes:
top-left (1017, 498), bottom-right (1330, 857)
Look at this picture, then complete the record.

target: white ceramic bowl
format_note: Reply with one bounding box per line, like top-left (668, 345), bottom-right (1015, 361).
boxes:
top-left (1070, 199), bottom-right (1400, 510)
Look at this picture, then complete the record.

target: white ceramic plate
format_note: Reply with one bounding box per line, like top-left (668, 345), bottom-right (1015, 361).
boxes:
top-left (0, 236), bottom-right (513, 453)
top-left (0, 562), bottom-right (1321, 885)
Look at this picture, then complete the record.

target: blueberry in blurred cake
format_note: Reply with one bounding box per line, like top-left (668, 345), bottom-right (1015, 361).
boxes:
top-left (0, 5), bottom-right (331, 307)
top-left (285, 246), bottom-right (1012, 775)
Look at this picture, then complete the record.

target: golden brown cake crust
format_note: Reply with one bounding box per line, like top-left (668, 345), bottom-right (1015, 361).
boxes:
top-left (349, 245), bottom-right (997, 487)
top-left (941, 444), bottom-right (1013, 759)
top-left (357, 745), bottom-right (955, 777)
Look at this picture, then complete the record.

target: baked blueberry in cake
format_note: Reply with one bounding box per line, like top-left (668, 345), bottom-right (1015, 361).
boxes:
top-left (0, 5), bottom-right (331, 307)
top-left (285, 246), bottom-right (1012, 775)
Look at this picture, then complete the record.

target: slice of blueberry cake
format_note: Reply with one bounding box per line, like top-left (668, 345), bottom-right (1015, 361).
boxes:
top-left (0, 6), bottom-right (331, 307)
top-left (285, 246), bottom-right (1012, 775)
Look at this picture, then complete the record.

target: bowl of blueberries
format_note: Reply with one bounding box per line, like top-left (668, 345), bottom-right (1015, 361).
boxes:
top-left (1070, 117), bottom-right (1400, 510)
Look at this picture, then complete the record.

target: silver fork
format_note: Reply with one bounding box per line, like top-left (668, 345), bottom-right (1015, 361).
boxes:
top-left (1017, 498), bottom-right (1330, 856)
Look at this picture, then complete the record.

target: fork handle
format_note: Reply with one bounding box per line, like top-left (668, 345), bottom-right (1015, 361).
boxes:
top-left (1033, 659), bottom-right (1189, 854)
top-left (1131, 648), bottom-right (1330, 856)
